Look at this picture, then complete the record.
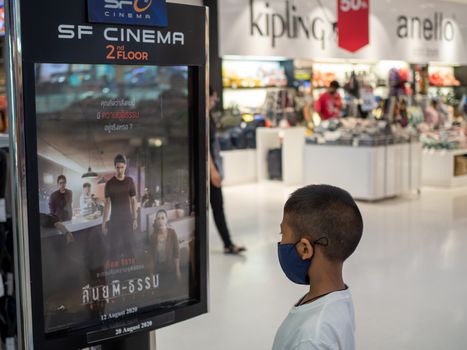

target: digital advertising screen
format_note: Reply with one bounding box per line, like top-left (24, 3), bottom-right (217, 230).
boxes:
top-left (6, 0), bottom-right (208, 348)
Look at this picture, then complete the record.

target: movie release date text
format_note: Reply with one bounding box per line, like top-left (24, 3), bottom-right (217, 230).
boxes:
top-left (100, 306), bottom-right (138, 321)
top-left (114, 320), bottom-right (153, 337)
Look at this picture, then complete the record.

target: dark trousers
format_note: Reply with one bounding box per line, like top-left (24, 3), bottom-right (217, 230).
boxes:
top-left (210, 183), bottom-right (233, 248)
top-left (108, 221), bottom-right (135, 260)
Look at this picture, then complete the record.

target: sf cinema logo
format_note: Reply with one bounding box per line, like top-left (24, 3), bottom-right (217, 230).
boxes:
top-left (338, 0), bottom-right (370, 52)
top-left (104, 0), bottom-right (153, 19)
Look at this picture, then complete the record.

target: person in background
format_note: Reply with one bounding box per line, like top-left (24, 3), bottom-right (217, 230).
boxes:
top-left (49, 175), bottom-right (73, 222)
top-left (141, 187), bottom-right (155, 208)
top-left (91, 194), bottom-right (104, 213)
top-left (314, 80), bottom-right (343, 121)
top-left (80, 182), bottom-right (94, 217)
top-left (209, 87), bottom-right (246, 255)
top-left (394, 97), bottom-right (409, 127)
top-left (273, 185), bottom-right (363, 350)
top-left (424, 99), bottom-right (441, 128)
top-left (151, 209), bottom-right (181, 283)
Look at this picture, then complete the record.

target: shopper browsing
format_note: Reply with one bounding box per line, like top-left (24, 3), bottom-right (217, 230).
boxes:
top-left (273, 184), bottom-right (363, 350)
top-left (315, 80), bottom-right (343, 120)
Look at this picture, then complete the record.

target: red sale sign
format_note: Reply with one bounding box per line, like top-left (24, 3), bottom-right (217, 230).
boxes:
top-left (337, 0), bottom-right (370, 52)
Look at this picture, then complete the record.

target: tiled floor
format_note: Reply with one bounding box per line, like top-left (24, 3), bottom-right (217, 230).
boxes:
top-left (157, 183), bottom-right (467, 350)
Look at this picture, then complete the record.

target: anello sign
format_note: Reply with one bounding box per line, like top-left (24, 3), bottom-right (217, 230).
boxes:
top-left (396, 12), bottom-right (455, 41)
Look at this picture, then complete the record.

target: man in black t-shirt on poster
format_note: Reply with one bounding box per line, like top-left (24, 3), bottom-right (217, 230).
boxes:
top-left (102, 154), bottom-right (138, 259)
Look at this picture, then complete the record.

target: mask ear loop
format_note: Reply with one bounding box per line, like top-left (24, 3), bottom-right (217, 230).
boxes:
top-left (311, 236), bottom-right (329, 247)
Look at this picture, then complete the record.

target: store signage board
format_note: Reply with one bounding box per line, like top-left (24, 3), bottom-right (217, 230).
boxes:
top-left (219, 0), bottom-right (467, 64)
top-left (87, 0), bottom-right (168, 27)
top-left (6, 0), bottom-right (208, 349)
top-left (337, 0), bottom-right (369, 52)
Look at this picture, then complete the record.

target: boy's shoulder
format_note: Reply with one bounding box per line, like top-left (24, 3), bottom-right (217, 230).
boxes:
top-left (274, 290), bottom-right (355, 350)
top-left (297, 290), bottom-right (354, 330)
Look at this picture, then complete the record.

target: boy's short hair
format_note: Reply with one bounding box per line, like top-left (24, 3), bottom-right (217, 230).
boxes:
top-left (83, 182), bottom-right (91, 189)
top-left (284, 184), bottom-right (363, 262)
top-left (114, 154), bottom-right (127, 166)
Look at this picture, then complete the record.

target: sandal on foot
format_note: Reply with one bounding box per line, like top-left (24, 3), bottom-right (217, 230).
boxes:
top-left (224, 245), bottom-right (246, 254)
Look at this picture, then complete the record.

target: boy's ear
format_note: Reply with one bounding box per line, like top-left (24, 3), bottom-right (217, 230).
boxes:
top-left (297, 238), bottom-right (314, 260)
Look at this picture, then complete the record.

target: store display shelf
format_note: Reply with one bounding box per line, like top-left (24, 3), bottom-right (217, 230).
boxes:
top-left (428, 85), bottom-right (461, 88)
top-left (0, 133), bottom-right (8, 148)
top-left (221, 149), bottom-right (257, 186)
top-left (257, 127), bottom-right (306, 185)
top-left (422, 148), bottom-right (467, 187)
top-left (304, 143), bottom-right (422, 200)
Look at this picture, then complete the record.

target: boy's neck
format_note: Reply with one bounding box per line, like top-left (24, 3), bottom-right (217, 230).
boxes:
top-left (307, 261), bottom-right (346, 300)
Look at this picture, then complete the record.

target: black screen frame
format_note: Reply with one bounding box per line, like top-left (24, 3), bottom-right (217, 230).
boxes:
top-left (13, 2), bottom-right (208, 349)
top-left (23, 63), bottom-right (208, 349)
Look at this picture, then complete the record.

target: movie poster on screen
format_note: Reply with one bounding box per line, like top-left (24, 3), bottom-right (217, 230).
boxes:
top-left (35, 62), bottom-right (197, 333)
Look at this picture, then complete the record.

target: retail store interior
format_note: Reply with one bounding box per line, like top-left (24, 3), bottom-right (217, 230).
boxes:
top-left (157, 0), bottom-right (467, 346)
top-left (2, 0), bottom-right (467, 349)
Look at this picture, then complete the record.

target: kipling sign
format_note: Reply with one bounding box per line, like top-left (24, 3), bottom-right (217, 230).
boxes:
top-left (247, 0), bottom-right (370, 52)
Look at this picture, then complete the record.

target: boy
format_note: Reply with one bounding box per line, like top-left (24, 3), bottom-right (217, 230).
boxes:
top-left (273, 184), bottom-right (363, 350)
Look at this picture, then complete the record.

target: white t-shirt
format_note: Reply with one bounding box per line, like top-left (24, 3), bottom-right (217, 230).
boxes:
top-left (79, 193), bottom-right (93, 217)
top-left (272, 289), bottom-right (355, 350)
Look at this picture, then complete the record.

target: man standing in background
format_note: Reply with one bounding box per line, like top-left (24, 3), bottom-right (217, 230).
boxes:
top-left (209, 88), bottom-right (246, 255)
top-left (315, 80), bottom-right (343, 120)
top-left (141, 187), bottom-right (155, 208)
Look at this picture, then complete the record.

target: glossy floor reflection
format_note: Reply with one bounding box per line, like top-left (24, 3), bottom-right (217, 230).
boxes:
top-left (157, 183), bottom-right (467, 350)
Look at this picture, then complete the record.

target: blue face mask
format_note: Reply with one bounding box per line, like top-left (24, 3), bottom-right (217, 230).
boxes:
top-left (277, 242), bottom-right (312, 285)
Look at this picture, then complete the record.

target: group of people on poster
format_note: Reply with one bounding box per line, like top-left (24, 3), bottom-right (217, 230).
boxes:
top-left (39, 152), bottom-right (188, 326)
top-left (42, 154), bottom-right (184, 275)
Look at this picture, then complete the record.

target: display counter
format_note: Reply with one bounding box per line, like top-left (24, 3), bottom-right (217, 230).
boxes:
top-left (422, 148), bottom-right (467, 187)
top-left (304, 142), bottom-right (421, 200)
top-left (256, 127), bottom-right (306, 185)
top-left (221, 149), bottom-right (257, 186)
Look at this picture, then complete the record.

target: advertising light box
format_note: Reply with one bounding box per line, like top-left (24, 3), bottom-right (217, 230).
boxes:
top-left (6, 0), bottom-right (208, 348)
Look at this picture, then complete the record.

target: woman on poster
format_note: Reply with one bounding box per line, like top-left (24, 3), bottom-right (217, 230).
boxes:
top-left (151, 209), bottom-right (182, 288)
